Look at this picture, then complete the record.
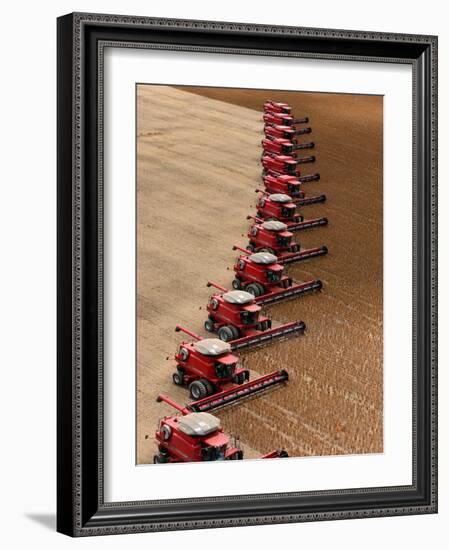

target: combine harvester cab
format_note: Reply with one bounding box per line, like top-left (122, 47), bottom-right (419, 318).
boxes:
top-left (256, 191), bottom-right (303, 223)
top-left (263, 111), bottom-right (309, 127)
top-left (262, 154), bottom-right (316, 179)
top-left (263, 100), bottom-right (293, 115)
top-left (264, 123), bottom-right (312, 143)
top-left (262, 173), bottom-right (323, 202)
top-left (247, 219), bottom-right (328, 265)
top-left (255, 191), bottom-right (328, 229)
top-left (261, 136), bottom-right (314, 158)
top-left (204, 282), bottom-right (305, 351)
top-left (231, 245), bottom-right (322, 305)
top-left (154, 394), bottom-right (289, 463)
top-left (172, 325), bottom-right (250, 399)
top-left (205, 285), bottom-right (271, 340)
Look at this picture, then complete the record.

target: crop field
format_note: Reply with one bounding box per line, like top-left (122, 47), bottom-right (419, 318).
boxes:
top-left (136, 84), bottom-right (383, 464)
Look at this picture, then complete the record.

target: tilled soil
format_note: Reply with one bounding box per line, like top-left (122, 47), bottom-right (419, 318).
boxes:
top-left (137, 84), bottom-right (383, 464)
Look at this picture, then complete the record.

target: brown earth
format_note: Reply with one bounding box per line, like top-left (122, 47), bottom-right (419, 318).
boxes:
top-left (137, 84), bottom-right (383, 464)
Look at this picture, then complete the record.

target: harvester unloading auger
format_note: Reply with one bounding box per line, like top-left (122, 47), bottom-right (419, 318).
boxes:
top-left (153, 393), bottom-right (288, 463)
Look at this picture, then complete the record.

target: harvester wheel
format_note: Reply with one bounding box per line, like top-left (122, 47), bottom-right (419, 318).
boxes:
top-left (189, 380), bottom-right (208, 400)
top-left (246, 243), bottom-right (255, 252)
top-left (233, 373), bottom-right (246, 385)
top-left (230, 325), bottom-right (240, 340)
top-left (232, 278), bottom-right (242, 290)
top-left (201, 379), bottom-right (215, 396)
top-left (218, 326), bottom-right (236, 342)
top-left (229, 450), bottom-right (244, 460)
top-left (254, 283), bottom-right (265, 296)
top-left (246, 283), bottom-right (262, 297)
top-left (172, 371), bottom-right (184, 386)
top-left (204, 318), bottom-right (214, 332)
top-left (154, 452), bottom-right (169, 464)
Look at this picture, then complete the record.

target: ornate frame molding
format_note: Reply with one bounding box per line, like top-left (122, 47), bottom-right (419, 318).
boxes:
top-left (57, 12), bottom-right (437, 536)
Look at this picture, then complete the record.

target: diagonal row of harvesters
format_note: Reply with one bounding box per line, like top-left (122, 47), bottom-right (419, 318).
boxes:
top-left (152, 100), bottom-right (328, 465)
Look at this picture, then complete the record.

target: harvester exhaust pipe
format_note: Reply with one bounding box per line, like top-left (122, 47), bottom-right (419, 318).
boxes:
top-left (156, 394), bottom-right (190, 415)
top-left (175, 325), bottom-right (201, 341)
top-left (207, 281), bottom-right (228, 293)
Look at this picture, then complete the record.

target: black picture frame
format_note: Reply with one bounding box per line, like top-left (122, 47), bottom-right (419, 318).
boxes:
top-left (57, 12), bottom-right (438, 536)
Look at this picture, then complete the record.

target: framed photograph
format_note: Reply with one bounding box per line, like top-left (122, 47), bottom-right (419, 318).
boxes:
top-left (57, 12), bottom-right (438, 536)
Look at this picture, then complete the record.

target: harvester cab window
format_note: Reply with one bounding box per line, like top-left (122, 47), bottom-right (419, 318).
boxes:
top-left (215, 361), bottom-right (236, 378)
top-left (201, 444), bottom-right (226, 461)
top-left (281, 206), bottom-right (295, 218)
top-left (240, 310), bottom-right (258, 325)
top-left (285, 162), bottom-right (297, 174)
top-left (283, 144), bottom-right (294, 154)
top-left (266, 270), bottom-right (281, 282)
top-left (216, 445), bottom-right (226, 460)
top-left (277, 235), bottom-right (291, 247)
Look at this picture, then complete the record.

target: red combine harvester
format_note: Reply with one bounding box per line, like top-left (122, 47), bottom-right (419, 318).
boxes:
top-left (263, 111), bottom-right (309, 127)
top-left (231, 246), bottom-right (322, 304)
top-left (262, 155), bottom-right (315, 177)
top-left (262, 137), bottom-right (315, 159)
top-left (264, 124), bottom-right (312, 143)
top-left (263, 100), bottom-right (296, 116)
top-left (254, 191), bottom-right (328, 230)
top-left (171, 325), bottom-right (292, 405)
top-left (246, 219), bottom-right (328, 265)
top-left (153, 393), bottom-right (288, 463)
top-left (262, 173), bottom-right (322, 202)
top-left (172, 325), bottom-right (249, 399)
top-left (204, 283), bottom-right (305, 349)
